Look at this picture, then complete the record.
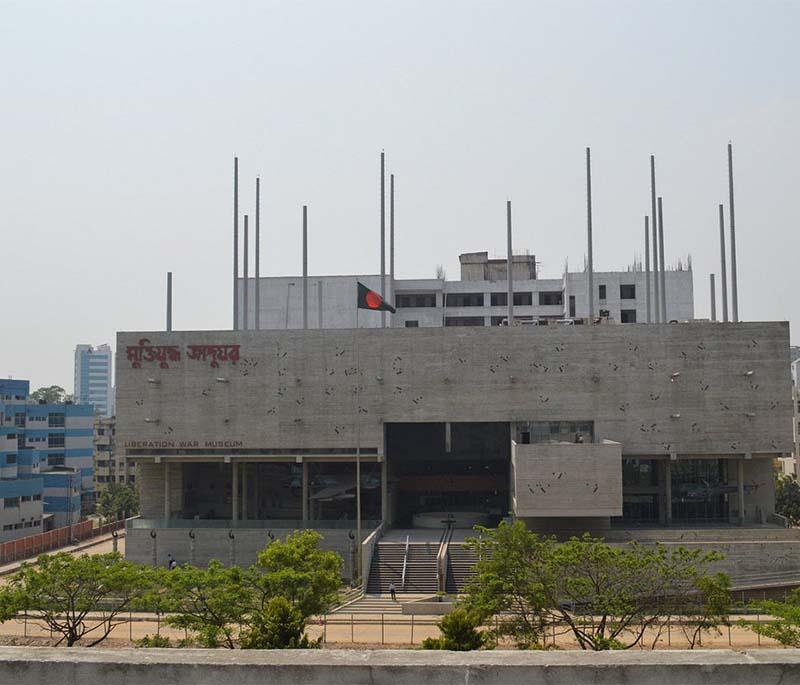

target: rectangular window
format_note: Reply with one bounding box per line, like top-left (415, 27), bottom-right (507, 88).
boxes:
top-left (538, 291), bottom-right (564, 306)
top-left (4, 497), bottom-right (19, 509)
top-left (21, 495), bottom-right (31, 503)
top-left (395, 293), bottom-right (437, 308)
top-left (33, 494), bottom-right (41, 501)
top-left (97, 428), bottom-right (105, 436)
top-left (490, 292), bottom-right (533, 306)
top-left (48, 433), bottom-right (65, 448)
top-left (599, 285), bottom-right (607, 300)
top-left (6, 454), bottom-right (16, 465)
top-left (444, 316), bottom-right (485, 327)
top-left (620, 309), bottom-right (637, 323)
top-left (47, 454), bottom-right (65, 467)
top-left (48, 413), bottom-right (65, 428)
top-left (14, 412), bottom-right (25, 428)
top-left (404, 321), bottom-right (419, 328)
top-left (569, 295), bottom-right (576, 318)
top-left (620, 284), bottom-right (636, 299)
top-left (445, 293), bottom-right (484, 307)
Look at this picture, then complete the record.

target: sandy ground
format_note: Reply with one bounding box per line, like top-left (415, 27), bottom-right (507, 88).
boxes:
top-left (0, 612), bottom-right (784, 650)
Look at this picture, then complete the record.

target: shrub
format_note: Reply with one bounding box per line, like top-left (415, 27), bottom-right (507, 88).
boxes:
top-left (422, 608), bottom-right (489, 651)
top-left (239, 596), bottom-right (320, 649)
top-left (135, 634), bottom-right (172, 648)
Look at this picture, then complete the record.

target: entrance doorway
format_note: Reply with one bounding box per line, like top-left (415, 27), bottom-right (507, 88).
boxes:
top-left (386, 422), bottom-right (510, 528)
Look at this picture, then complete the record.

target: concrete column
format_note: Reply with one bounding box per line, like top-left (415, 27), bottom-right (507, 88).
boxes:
top-left (232, 462), bottom-right (239, 522)
top-left (381, 457), bottom-right (388, 523)
top-left (738, 459), bottom-right (745, 525)
top-left (241, 463), bottom-right (248, 521)
top-left (253, 462), bottom-right (261, 519)
top-left (302, 461), bottom-right (309, 523)
top-left (658, 461), bottom-right (666, 524)
top-left (163, 461), bottom-right (170, 520)
top-left (664, 460), bottom-right (672, 524)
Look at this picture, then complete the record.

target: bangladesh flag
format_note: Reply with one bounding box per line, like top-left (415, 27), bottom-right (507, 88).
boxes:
top-left (357, 282), bottom-right (395, 313)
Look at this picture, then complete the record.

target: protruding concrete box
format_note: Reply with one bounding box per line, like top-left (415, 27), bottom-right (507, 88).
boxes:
top-left (511, 440), bottom-right (623, 518)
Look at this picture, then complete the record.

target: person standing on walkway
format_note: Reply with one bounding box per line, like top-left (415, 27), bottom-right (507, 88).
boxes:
top-left (388, 581), bottom-right (397, 601)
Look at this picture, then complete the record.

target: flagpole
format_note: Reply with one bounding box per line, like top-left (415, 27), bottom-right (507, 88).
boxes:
top-left (355, 301), bottom-right (362, 583)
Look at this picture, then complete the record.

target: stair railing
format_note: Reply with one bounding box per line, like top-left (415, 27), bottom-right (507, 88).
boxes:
top-left (436, 525), bottom-right (453, 594)
top-left (400, 535), bottom-right (410, 591)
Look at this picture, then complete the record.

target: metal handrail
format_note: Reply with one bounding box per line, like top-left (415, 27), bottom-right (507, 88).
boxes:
top-left (400, 535), bottom-right (410, 590)
top-left (436, 525), bottom-right (453, 593)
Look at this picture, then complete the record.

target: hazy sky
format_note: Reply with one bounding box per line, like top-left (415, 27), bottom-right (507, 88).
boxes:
top-left (2, 0), bottom-right (798, 391)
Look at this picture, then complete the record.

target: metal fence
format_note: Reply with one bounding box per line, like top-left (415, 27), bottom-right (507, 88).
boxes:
top-left (0, 519), bottom-right (125, 564)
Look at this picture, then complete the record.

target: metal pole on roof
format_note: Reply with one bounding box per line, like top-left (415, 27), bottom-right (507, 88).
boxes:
top-left (303, 205), bottom-right (308, 330)
top-left (166, 272), bottom-right (173, 332)
top-left (719, 204), bottom-right (729, 322)
top-left (255, 177), bottom-right (261, 331)
top-left (657, 197), bottom-right (667, 321)
top-left (507, 200), bottom-right (514, 326)
top-left (233, 157), bottom-right (239, 330)
top-left (644, 217), bottom-right (651, 323)
top-left (728, 142), bottom-right (739, 322)
top-left (243, 215), bottom-right (249, 330)
top-left (390, 172), bottom-right (395, 320)
top-left (710, 274), bottom-right (717, 321)
top-left (586, 148), bottom-right (594, 323)
top-left (380, 151), bottom-right (386, 328)
top-left (650, 156), bottom-right (660, 323)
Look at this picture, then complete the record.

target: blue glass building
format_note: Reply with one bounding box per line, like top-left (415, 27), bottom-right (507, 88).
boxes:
top-left (0, 379), bottom-right (94, 540)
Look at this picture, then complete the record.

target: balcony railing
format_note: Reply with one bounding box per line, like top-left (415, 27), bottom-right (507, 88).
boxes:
top-left (128, 518), bottom-right (382, 530)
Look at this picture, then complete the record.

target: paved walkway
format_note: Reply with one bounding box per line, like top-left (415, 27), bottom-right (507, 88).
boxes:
top-left (0, 534), bottom-right (125, 579)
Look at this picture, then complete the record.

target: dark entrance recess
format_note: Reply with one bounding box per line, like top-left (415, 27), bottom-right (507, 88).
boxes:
top-left (386, 422), bottom-right (510, 527)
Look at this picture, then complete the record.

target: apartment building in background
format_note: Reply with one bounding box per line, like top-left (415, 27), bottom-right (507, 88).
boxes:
top-left (93, 415), bottom-right (135, 497)
top-left (235, 251), bottom-right (694, 330)
top-left (0, 379), bottom-right (93, 539)
top-left (74, 343), bottom-right (114, 416)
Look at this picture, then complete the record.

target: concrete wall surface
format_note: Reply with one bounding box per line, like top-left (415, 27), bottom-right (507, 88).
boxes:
top-left (126, 526), bottom-right (365, 579)
top-left (116, 322), bottom-right (793, 458)
top-left (2, 648), bottom-right (800, 685)
top-left (512, 440), bottom-right (622, 517)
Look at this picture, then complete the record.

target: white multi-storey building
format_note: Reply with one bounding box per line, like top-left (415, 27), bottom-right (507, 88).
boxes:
top-left (74, 344), bottom-right (114, 416)
top-left (236, 251), bottom-right (694, 330)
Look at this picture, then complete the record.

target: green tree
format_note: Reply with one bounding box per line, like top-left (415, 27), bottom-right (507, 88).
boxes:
top-left (29, 385), bottom-right (67, 404)
top-left (239, 596), bottom-right (318, 649)
top-left (775, 474), bottom-right (800, 526)
top-left (249, 530), bottom-right (342, 617)
top-left (670, 572), bottom-right (731, 649)
top-left (0, 552), bottom-right (158, 647)
top-left (96, 482), bottom-right (139, 521)
top-left (461, 521), bottom-right (555, 648)
top-left (422, 607), bottom-right (490, 651)
top-left (241, 530), bottom-right (342, 649)
top-left (462, 521), bottom-right (727, 650)
top-left (160, 560), bottom-right (251, 649)
top-left (741, 588), bottom-right (800, 646)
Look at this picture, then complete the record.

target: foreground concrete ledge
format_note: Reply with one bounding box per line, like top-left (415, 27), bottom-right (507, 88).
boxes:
top-left (2, 648), bottom-right (800, 684)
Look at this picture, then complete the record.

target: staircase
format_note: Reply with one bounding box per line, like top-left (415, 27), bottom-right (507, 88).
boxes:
top-left (331, 595), bottom-right (405, 614)
top-left (366, 541), bottom-right (439, 594)
top-left (445, 544), bottom-right (480, 594)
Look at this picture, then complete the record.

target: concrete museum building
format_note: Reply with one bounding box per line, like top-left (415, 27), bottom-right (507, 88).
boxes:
top-left (118, 318), bottom-right (794, 582)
